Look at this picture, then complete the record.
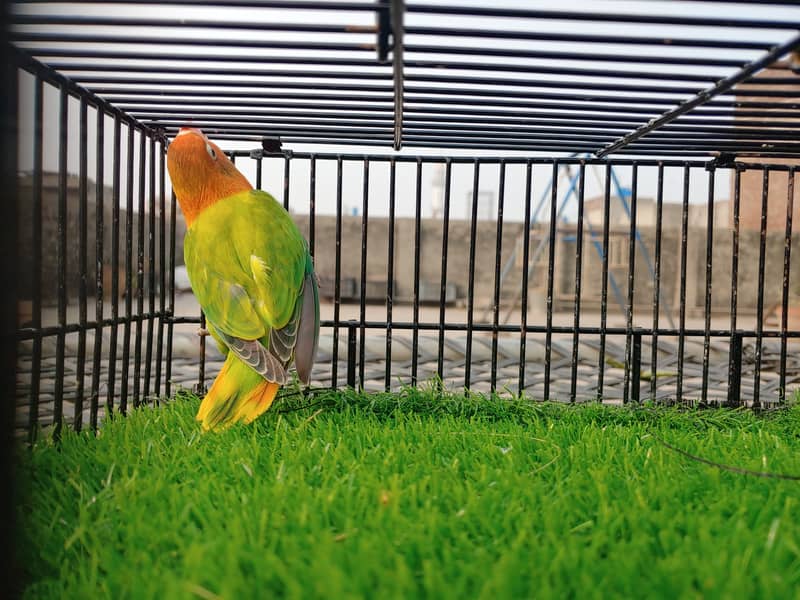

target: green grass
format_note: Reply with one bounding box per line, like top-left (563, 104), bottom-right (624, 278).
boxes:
top-left (15, 388), bottom-right (800, 600)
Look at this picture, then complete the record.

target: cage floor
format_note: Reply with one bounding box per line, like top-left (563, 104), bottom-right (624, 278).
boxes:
top-left (16, 326), bottom-right (798, 435)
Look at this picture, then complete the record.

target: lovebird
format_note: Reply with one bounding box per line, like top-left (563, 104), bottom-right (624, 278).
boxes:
top-left (167, 127), bottom-right (319, 430)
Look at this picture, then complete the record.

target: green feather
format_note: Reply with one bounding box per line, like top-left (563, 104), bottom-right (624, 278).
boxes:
top-left (184, 189), bottom-right (317, 376)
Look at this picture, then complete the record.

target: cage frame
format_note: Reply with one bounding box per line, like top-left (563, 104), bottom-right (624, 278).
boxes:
top-left (5, 0), bottom-right (800, 440)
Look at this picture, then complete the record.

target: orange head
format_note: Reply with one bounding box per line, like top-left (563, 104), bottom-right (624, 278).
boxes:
top-left (166, 127), bottom-right (252, 227)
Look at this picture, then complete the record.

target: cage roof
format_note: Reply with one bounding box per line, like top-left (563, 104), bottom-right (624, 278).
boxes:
top-left (9, 0), bottom-right (800, 158)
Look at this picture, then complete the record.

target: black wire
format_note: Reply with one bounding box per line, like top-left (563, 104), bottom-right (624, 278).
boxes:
top-left (650, 432), bottom-right (800, 481)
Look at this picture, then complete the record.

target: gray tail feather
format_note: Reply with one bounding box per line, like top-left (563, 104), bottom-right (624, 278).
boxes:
top-left (294, 271), bottom-right (320, 385)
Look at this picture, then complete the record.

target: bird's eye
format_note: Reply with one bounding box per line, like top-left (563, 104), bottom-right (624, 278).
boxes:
top-left (206, 144), bottom-right (217, 160)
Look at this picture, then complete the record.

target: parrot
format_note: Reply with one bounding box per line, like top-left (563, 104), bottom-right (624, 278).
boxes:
top-left (166, 127), bottom-right (319, 431)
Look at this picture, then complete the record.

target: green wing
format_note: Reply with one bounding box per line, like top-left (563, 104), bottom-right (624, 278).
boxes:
top-left (184, 189), bottom-right (317, 383)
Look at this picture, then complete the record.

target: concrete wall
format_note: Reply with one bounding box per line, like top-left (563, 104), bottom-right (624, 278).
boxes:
top-left (292, 213), bottom-right (526, 303)
top-left (567, 224), bottom-right (799, 315)
top-left (17, 172), bottom-right (185, 306)
top-left (19, 173), bottom-right (799, 315)
top-left (296, 213), bottom-right (799, 315)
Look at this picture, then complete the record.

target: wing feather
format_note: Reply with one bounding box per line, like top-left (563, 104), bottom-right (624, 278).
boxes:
top-left (185, 190), bottom-right (318, 384)
top-left (216, 330), bottom-right (288, 384)
top-left (269, 298), bottom-right (302, 362)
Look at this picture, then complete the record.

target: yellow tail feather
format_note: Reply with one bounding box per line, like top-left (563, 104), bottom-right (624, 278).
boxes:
top-left (197, 353), bottom-right (280, 431)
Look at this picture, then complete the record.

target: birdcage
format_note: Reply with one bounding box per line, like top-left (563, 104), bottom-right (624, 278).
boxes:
top-left (5, 0), bottom-right (800, 441)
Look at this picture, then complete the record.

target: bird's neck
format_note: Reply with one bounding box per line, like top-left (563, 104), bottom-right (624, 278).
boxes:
top-left (178, 181), bottom-right (252, 227)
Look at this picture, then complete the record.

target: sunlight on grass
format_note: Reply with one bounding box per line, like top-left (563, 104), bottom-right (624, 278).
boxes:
top-left (15, 388), bottom-right (800, 599)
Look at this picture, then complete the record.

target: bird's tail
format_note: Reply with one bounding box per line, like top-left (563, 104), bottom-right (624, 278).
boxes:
top-left (196, 353), bottom-right (280, 431)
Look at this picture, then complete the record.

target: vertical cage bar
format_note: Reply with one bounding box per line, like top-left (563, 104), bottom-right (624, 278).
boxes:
top-left (132, 132), bottom-right (146, 407)
top-left (197, 311), bottom-right (206, 393)
top-left (464, 160), bottom-right (480, 391)
top-left (53, 86), bottom-right (68, 437)
top-left (701, 168), bottom-right (716, 404)
top-left (164, 190), bottom-right (177, 398)
top-left (728, 169), bottom-right (742, 406)
top-left (597, 163), bottom-right (612, 402)
top-left (307, 155), bottom-right (316, 384)
top-left (623, 165), bottom-right (638, 405)
top-left (154, 138), bottom-right (166, 399)
top-left (332, 157), bottom-right (343, 387)
top-left (437, 159), bottom-right (452, 384)
top-left (308, 156), bottom-right (316, 259)
top-left (89, 107), bottom-right (105, 430)
top-left (631, 329), bottom-right (642, 403)
top-left (106, 116), bottom-right (121, 414)
top-left (283, 155), bottom-right (290, 211)
top-left (729, 331), bottom-right (743, 405)
top-left (779, 168), bottom-right (794, 402)
top-left (347, 321), bottom-right (357, 389)
top-left (27, 77), bottom-right (43, 441)
top-left (676, 165), bottom-right (690, 404)
top-left (143, 135), bottom-right (156, 401)
top-left (358, 159), bottom-right (369, 389)
top-left (650, 163), bottom-right (665, 402)
top-left (120, 125), bottom-right (135, 414)
top-left (390, 0), bottom-right (404, 150)
top-left (543, 162), bottom-right (558, 402)
top-left (385, 159), bottom-right (396, 391)
top-left (490, 162), bottom-right (506, 394)
top-left (74, 97), bottom-right (89, 431)
top-left (1, 28), bottom-right (18, 528)
top-left (753, 168), bottom-right (769, 409)
top-left (569, 162), bottom-right (586, 403)
top-left (255, 153), bottom-right (263, 189)
top-left (518, 161), bottom-right (532, 394)
top-left (411, 158), bottom-right (422, 386)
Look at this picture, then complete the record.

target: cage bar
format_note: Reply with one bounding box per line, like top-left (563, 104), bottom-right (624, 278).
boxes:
top-left (53, 85), bottom-right (68, 439)
top-left (650, 163), bottom-right (665, 403)
top-left (358, 159), bottom-right (369, 389)
top-left (623, 165), bottom-right (638, 404)
top-left (489, 162), bottom-right (506, 394)
top-left (154, 138), bottom-right (166, 400)
top-left (132, 131), bottom-right (145, 407)
top-left (8, 1), bottom-right (800, 438)
top-left (27, 76), bottom-right (43, 441)
top-left (385, 158), bottom-right (396, 392)
top-left (779, 169), bottom-right (795, 402)
top-left (106, 116), bottom-right (121, 415)
top-left (543, 162), bottom-right (558, 402)
top-left (676, 166), bottom-right (690, 403)
top-left (332, 157), bottom-right (343, 387)
top-left (518, 161), bottom-right (532, 394)
top-left (754, 170), bottom-right (770, 408)
top-left (411, 159), bottom-right (422, 386)
top-left (437, 159), bottom-right (452, 384)
top-left (570, 162), bottom-right (586, 403)
top-left (597, 163), bottom-right (612, 402)
top-left (701, 168), bottom-right (716, 405)
top-left (464, 160), bottom-right (479, 391)
top-left (89, 103), bottom-right (104, 429)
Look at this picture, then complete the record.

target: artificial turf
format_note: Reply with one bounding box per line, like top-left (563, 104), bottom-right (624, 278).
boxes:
top-left (15, 388), bottom-right (800, 599)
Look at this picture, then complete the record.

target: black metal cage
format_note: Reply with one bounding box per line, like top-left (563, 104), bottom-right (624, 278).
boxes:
top-left (6, 0), bottom-right (800, 439)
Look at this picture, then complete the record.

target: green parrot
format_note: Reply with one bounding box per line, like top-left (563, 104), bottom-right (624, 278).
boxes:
top-left (167, 127), bottom-right (319, 430)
